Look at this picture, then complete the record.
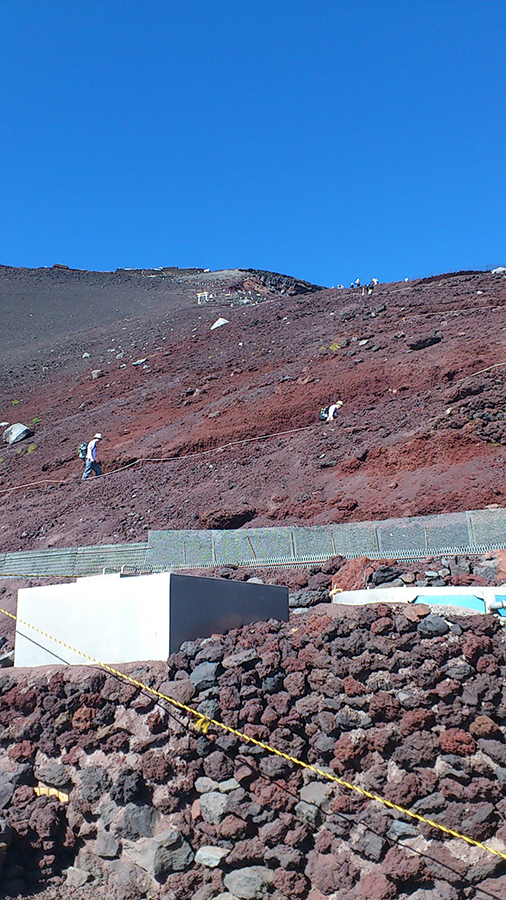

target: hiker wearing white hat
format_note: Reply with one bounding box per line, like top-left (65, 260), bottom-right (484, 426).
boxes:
top-left (326, 401), bottom-right (343, 422)
top-left (82, 433), bottom-right (104, 480)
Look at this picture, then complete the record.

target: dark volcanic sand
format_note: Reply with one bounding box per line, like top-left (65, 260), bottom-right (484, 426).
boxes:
top-left (0, 267), bottom-right (504, 555)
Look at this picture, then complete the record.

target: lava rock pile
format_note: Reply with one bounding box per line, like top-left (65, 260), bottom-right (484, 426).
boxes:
top-left (1, 602), bottom-right (506, 899)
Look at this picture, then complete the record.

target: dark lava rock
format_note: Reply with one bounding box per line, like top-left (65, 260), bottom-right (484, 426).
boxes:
top-left (392, 730), bottom-right (439, 767)
top-left (110, 770), bottom-right (147, 805)
top-left (79, 766), bottom-right (112, 802)
top-left (417, 615), bottom-right (449, 637)
top-left (203, 750), bottom-right (234, 781)
top-left (408, 334), bottom-right (442, 350)
top-left (190, 662), bottom-right (220, 690)
top-left (370, 565), bottom-right (402, 586)
top-left (34, 761), bottom-right (73, 790)
top-left (478, 739), bottom-right (506, 768)
top-left (115, 802), bottom-right (158, 840)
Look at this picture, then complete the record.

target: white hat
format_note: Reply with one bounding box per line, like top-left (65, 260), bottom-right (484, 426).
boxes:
top-left (94, 433), bottom-right (103, 439)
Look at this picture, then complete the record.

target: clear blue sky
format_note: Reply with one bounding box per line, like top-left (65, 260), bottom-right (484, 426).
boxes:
top-left (1, 0), bottom-right (505, 286)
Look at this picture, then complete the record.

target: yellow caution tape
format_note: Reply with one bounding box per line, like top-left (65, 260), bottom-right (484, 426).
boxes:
top-left (2, 607), bottom-right (505, 862)
top-left (34, 783), bottom-right (69, 802)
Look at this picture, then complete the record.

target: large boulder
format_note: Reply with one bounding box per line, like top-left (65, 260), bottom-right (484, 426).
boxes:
top-left (3, 423), bottom-right (31, 445)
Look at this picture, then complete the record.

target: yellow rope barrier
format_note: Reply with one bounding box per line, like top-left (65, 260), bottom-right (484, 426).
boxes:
top-left (2, 607), bottom-right (505, 862)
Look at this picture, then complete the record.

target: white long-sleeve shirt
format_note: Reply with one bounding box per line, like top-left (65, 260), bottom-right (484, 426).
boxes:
top-left (86, 439), bottom-right (99, 462)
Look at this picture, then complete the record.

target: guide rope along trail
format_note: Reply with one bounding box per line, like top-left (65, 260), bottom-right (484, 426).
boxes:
top-left (1, 358), bottom-right (504, 498)
top-left (0, 424), bottom-right (315, 496)
top-left (2, 608), bottom-right (506, 863)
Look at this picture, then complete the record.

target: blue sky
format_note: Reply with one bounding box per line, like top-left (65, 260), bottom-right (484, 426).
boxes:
top-left (1, 0), bottom-right (505, 286)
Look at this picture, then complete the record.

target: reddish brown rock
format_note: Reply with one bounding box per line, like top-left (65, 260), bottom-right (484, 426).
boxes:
top-left (369, 691), bottom-right (401, 722)
top-left (438, 728), bottom-right (476, 756)
top-left (285, 821), bottom-right (311, 847)
top-left (439, 777), bottom-right (467, 801)
top-left (11, 784), bottom-right (36, 806)
top-left (8, 740), bottom-right (36, 761)
top-left (370, 617), bottom-right (394, 635)
top-left (402, 603), bottom-right (431, 622)
top-left (330, 557), bottom-right (372, 592)
top-left (140, 751), bottom-right (171, 783)
top-left (219, 685), bottom-right (240, 710)
top-left (102, 731), bottom-right (130, 753)
top-left (469, 715), bottom-right (500, 737)
top-left (146, 710), bottom-right (167, 733)
top-left (71, 706), bottom-right (96, 732)
top-left (225, 836), bottom-right (265, 865)
top-left (434, 678), bottom-right (460, 699)
top-left (28, 797), bottom-right (65, 840)
top-left (283, 672), bottom-right (306, 697)
top-left (461, 633), bottom-right (492, 665)
top-left (382, 845), bottom-right (425, 882)
top-left (272, 868), bottom-right (309, 897)
top-left (400, 708), bottom-right (435, 736)
top-left (217, 814), bottom-right (248, 839)
top-left (342, 674), bottom-right (368, 696)
top-left (257, 818), bottom-right (289, 845)
top-left (305, 851), bottom-right (345, 895)
top-left (476, 654), bottom-right (499, 674)
top-left (356, 870), bottom-right (397, 900)
top-left (101, 677), bottom-right (137, 703)
top-left (369, 726), bottom-right (399, 756)
top-left (494, 549), bottom-right (506, 581)
top-left (451, 573), bottom-right (487, 586)
top-left (333, 733), bottom-right (367, 767)
top-left (384, 773), bottom-right (424, 806)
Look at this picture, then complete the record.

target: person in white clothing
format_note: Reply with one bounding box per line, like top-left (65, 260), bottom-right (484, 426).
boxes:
top-left (82, 433), bottom-right (103, 480)
top-left (326, 401), bottom-right (343, 422)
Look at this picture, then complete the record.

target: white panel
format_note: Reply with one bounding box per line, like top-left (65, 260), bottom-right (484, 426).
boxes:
top-left (15, 573), bottom-right (172, 667)
top-left (332, 585), bottom-right (495, 609)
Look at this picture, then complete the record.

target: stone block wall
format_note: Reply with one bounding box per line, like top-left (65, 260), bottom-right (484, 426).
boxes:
top-left (1, 605), bottom-right (506, 899)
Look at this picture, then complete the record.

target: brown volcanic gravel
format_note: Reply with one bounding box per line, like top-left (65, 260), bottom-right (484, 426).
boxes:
top-left (0, 267), bottom-right (505, 555)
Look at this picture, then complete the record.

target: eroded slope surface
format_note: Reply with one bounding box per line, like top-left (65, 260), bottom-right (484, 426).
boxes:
top-left (0, 268), bottom-right (504, 552)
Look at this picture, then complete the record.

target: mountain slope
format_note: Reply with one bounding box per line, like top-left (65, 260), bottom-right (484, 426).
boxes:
top-left (0, 267), bottom-right (504, 551)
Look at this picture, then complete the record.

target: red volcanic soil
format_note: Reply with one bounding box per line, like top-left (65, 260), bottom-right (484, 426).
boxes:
top-left (0, 266), bottom-right (505, 552)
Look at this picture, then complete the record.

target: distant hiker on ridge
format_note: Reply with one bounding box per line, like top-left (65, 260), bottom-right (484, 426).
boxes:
top-left (82, 433), bottom-right (103, 480)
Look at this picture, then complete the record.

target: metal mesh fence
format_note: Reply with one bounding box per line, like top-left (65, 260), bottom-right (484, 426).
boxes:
top-left (1, 509), bottom-right (504, 576)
